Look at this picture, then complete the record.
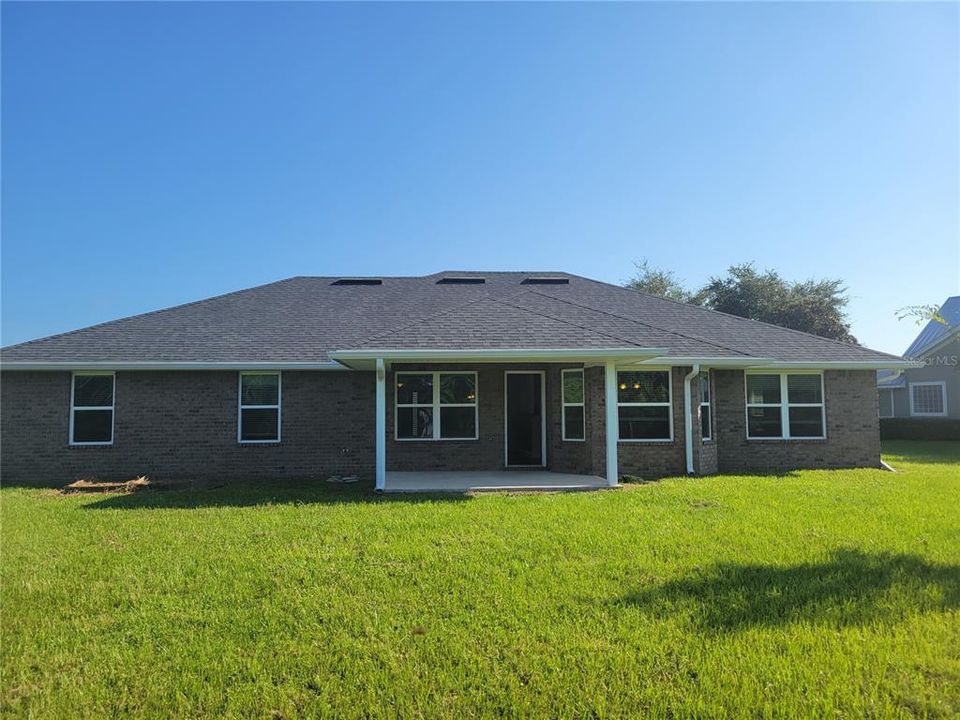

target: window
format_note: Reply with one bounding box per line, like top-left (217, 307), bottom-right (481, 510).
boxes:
top-left (70, 372), bottom-right (114, 445)
top-left (617, 370), bottom-right (672, 441)
top-left (396, 372), bottom-right (477, 440)
top-left (561, 369), bottom-right (585, 441)
top-left (745, 373), bottom-right (825, 439)
top-left (699, 371), bottom-right (712, 441)
top-left (879, 389), bottom-right (895, 419)
top-left (239, 372), bottom-right (281, 442)
top-left (910, 382), bottom-right (946, 417)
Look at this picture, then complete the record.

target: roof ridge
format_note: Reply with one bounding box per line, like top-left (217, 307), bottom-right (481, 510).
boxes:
top-left (561, 272), bottom-right (903, 360)
top-left (1, 276), bottom-right (300, 353)
top-left (522, 287), bottom-right (753, 357)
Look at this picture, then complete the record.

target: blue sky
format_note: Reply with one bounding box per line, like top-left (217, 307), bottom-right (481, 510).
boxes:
top-left (2, 2), bottom-right (957, 354)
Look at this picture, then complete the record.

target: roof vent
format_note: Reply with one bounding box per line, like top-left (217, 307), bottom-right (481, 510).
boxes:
top-left (332, 278), bottom-right (383, 286)
top-left (436, 277), bottom-right (486, 285)
top-left (521, 277), bottom-right (569, 285)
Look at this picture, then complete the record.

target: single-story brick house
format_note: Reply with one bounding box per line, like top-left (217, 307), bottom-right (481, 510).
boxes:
top-left (1, 272), bottom-right (915, 490)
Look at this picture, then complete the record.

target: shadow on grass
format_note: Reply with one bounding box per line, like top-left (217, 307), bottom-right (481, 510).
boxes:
top-left (80, 478), bottom-right (471, 510)
top-left (621, 549), bottom-right (960, 632)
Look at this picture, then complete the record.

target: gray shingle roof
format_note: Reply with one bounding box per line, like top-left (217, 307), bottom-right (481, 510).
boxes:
top-left (1, 271), bottom-right (905, 365)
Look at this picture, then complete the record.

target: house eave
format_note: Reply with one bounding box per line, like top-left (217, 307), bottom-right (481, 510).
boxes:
top-left (0, 361), bottom-right (348, 371)
top-left (329, 347), bottom-right (669, 369)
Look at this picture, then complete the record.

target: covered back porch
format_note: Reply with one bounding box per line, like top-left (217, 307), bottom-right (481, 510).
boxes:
top-left (331, 347), bottom-right (693, 492)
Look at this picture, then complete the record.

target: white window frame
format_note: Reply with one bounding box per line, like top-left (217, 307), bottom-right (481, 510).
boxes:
top-left (238, 371), bottom-right (282, 444)
top-left (561, 368), bottom-right (585, 442)
top-left (395, 371), bottom-right (478, 441)
top-left (69, 371), bottom-right (115, 446)
top-left (879, 388), bottom-right (895, 419)
top-left (745, 371), bottom-right (826, 440)
top-left (616, 367), bottom-right (673, 443)
top-left (699, 370), bottom-right (712, 442)
top-left (909, 381), bottom-right (947, 417)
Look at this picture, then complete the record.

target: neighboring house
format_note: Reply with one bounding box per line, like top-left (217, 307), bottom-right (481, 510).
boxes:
top-left (877, 296), bottom-right (960, 426)
top-left (1, 272), bottom-right (912, 491)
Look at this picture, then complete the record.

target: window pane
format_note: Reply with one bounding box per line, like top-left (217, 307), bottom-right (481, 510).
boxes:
top-left (564, 406), bottom-right (585, 440)
top-left (240, 408), bottom-right (279, 441)
top-left (74, 375), bottom-right (113, 407)
top-left (788, 375), bottom-right (822, 404)
top-left (746, 375), bottom-right (780, 405)
top-left (912, 385), bottom-right (944, 414)
top-left (789, 407), bottom-right (824, 437)
top-left (396, 374), bottom-right (433, 405)
top-left (617, 371), bottom-right (669, 404)
top-left (699, 372), bottom-right (710, 404)
top-left (701, 406), bottom-right (711, 440)
top-left (241, 374), bottom-right (279, 406)
top-left (618, 405), bottom-right (670, 440)
top-left (73, 409), bottom-right (112, 443)
top-left (563, 372), bottom-right (584, 404)
top-left (747, 406), bottom-right (782, 437)
top-left (439, 374), bottom-right (476, 405)
top-left (397, 406), bottom-right (433, 439)
top-left (439, 406), bottom-right (476, 438)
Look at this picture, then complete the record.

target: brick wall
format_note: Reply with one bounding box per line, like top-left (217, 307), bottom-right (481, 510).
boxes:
top-left (0, 366), bottom-right (882, 486)
top-left (713, 369), bottom-right (881, 472)
top-left (0, 370), bottom-right (375, 485)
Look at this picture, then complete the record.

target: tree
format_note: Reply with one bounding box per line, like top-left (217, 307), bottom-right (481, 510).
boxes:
top-left (624, 259), bottom-right (691, 302)
top-left (895, 304), bottom-right (946, 326)
top-left (624, 261), bottom-right (858, 344)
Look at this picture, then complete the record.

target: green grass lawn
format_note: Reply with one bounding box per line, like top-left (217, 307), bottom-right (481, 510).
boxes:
top-left (2, 442), bottom-right (959, 718)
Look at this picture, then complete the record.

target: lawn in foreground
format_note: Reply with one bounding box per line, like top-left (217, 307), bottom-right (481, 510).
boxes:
top-left (2, 442), bottom-right (958, 718)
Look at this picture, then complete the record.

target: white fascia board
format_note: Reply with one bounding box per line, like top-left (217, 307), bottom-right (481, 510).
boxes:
top-left (0, 361), bottom-right (348, 371)
top-left (758, 360), bottom-right (923, 370)
top-left (637, 356), bottom-right (775, 367)
top-left (330, 347), bottom-right (668, 367)
top-left (639, 357), bottom-right (921, 370)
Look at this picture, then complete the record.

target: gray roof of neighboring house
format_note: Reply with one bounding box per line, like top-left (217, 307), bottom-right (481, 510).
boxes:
top-left (903, 296), bottom-right (960, 359)
top-left (1, 271), bottom-right (906, 365)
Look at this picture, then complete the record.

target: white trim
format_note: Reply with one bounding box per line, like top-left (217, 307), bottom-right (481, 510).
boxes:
top-left (908, 381), bottom-right (947, 417)
top-left (331, 348), bottom-right (668, 369)
top-left (3, 361), bottom-right (346, 371)
top-left (504, 370), bottom-right (546, 467)
top-left (879, 388), bottom-right (895, 419)
top-left (615, 368), bottom-right (674, 443)
top-left (604, 361), bottom-right (618, 486)
top-left (375, 359), bottom-right (386, 491)
top-left (238, 371), bottom-right (282, 444)
top-left (637, 357), bottom-right (920, 370)
top-left (69, 371), bottom-right (115, 446)
top-left (394, 371), bottom-right (479, 441)
top-left (745, 371), bottom-right (826, 440)
top-left (561, 368), bottom-right (585, 442)
top-left (683, 364), bottom-right (700, 475)
top-left (699, 370), bottom-right (713, 442)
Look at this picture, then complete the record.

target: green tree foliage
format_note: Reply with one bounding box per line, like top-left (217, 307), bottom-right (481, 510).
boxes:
top-left (624, 259), bottom-right (691, 302)
top-left (624, 261), bottom-right (858, 344)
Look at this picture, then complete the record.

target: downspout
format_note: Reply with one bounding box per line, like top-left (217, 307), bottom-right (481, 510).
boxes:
top-left (683, 363), bottom-right (700, 476)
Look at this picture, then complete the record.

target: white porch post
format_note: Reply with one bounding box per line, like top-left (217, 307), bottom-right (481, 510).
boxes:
top-left (375, 358), bottom-right (386, 492)
top-left (604, 360), bottom-right (618, 486)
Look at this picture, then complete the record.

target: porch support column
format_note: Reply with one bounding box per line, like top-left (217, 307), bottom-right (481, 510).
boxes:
top-left (604, 360), bottom-right (618, 486)
top-left (375, 358), bottom-right (386, 492)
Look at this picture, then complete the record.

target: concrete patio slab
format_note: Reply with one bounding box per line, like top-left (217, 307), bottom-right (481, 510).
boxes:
top-left (383, 470), bottom-right (610, 493)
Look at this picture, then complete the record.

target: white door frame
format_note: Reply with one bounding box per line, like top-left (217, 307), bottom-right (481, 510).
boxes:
top-left (504, 370), bottom-right (547, 467)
